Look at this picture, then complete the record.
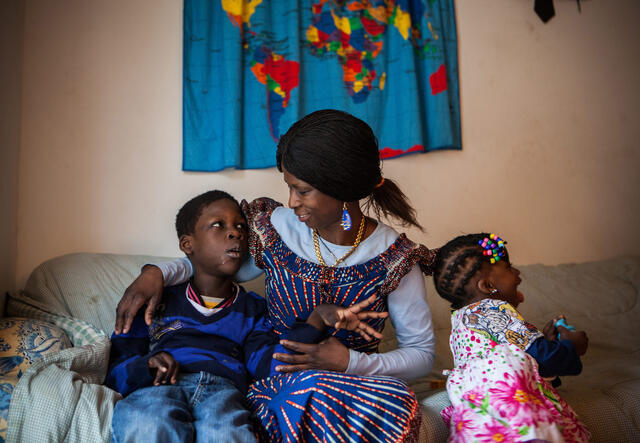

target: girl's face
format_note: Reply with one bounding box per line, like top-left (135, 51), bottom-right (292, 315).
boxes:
top-left (487, 259), bottom-right (523, 307)
top-left (282, 167), bottom-right (342, 231)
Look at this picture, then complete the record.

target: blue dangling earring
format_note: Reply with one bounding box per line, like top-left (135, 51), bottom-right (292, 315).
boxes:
top-left (340, 202), bottom-right (352, 231)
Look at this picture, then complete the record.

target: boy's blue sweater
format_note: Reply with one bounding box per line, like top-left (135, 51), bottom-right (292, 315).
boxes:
top-left (106, 282), bottom-right (321, 396)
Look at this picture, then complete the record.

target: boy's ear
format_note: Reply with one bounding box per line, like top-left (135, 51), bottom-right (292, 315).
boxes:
top-left (179, 234), bottom-right (194, 256)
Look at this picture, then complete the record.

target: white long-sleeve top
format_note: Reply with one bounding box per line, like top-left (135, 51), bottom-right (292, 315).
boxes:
top-left (155, 205), bottom-right (435, 381)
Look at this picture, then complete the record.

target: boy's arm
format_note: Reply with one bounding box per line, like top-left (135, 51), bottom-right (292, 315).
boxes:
top-left (106, 309), bottom-right (157, 396)
top-left (243, 309), bottom-right (324, 381)
top-left (245, 295), bottom-right (387, 380)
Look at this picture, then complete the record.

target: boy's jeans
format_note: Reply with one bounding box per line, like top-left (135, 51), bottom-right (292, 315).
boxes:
top-left (111, 371), bottom-right (257, 443)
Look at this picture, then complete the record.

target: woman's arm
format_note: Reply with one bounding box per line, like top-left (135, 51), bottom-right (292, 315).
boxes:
top-left (274, 266), bottom-right (436, 381)
top-left (115, 256), bottom-right (264, 334)
top-left (152, 257), bottom-right (192, 286)
top-left (151, 255), bottom-right (263, 285)
top-left (345, 265), bottom-right (436, 380)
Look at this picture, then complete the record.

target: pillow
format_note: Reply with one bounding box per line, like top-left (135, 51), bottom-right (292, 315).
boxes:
top-left (0, 318), bottom-right (71, 441)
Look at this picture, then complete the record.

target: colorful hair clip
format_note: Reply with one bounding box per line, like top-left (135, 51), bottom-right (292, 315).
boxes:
top-left (478, 233), bottom-right (507, 264)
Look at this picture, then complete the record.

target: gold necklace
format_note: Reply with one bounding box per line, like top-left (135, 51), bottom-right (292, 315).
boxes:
top-left (313, 215), bottom-right (366, 267)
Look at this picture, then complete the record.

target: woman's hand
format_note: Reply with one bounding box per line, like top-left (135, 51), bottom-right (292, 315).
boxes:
top-left (148, 351), bottom-right (179, 385)
top-left (115, 265), bottom-right (164, 334)
top-left (311, 295), bottom-right (388, 341)
top-left (273, 337), bottom-right (350, 373)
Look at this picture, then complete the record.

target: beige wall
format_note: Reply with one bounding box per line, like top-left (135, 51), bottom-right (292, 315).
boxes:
top-left (1, 0), bottom-right (24, 298)
top-left (15, 0), bottom-right (640, 288)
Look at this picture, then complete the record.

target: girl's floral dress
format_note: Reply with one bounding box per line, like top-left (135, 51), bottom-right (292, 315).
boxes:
top-left (442, 298), bottom-right (590, 442)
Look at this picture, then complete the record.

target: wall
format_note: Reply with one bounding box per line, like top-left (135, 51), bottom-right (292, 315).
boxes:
top-left (1, 0), bottom-right (23, 300)
top-left (16, 0), bottom-right (640, 288)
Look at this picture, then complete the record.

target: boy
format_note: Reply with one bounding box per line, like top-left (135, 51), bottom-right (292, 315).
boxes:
top-left (106, 190), bottom-right (383, 442)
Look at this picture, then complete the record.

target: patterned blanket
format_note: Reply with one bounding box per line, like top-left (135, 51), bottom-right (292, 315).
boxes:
top-left (5, 294), bottom-right (119, 443)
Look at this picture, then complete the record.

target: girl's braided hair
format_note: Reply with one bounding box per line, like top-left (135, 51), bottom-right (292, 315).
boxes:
top-left (433, 233), bottom-right (509, 309)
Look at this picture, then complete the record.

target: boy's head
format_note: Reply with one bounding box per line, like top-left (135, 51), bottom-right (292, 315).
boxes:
top-left (175, 190), bottom-right (248, 278)
top-left (433, 233), bottom-right (520, 309)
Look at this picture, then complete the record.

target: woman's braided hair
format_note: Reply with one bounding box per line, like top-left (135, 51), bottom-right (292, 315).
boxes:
top-left (276, 109), bottom-right (422, 229)
top-left (433, 233), bottom-right (509, 309)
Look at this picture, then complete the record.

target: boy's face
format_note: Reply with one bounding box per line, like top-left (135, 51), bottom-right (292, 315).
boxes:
top-left (180, 199), bottom-right (248, 278)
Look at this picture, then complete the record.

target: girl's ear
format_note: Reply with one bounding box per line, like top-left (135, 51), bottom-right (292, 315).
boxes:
top-left (179, 234), bottom-right (193, 256)
top-left (476, 277), bottom-right (494, 295)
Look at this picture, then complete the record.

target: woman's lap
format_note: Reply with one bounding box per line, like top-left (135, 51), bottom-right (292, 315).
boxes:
top-left (248, 370), bottom-right (421, 443)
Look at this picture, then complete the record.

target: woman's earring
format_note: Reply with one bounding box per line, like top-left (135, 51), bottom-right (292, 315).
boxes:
top-left (490, 288), bottom-right (499, 296)
top-left (340, 202), bottom-right (352, 231)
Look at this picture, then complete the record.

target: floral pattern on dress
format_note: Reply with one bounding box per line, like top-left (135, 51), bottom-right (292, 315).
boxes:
top-left (442, 298), bottom-right (590, 443)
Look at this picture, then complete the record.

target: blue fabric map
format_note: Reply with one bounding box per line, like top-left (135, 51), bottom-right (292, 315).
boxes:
top-left (183, 0), bottom-right (461, 172)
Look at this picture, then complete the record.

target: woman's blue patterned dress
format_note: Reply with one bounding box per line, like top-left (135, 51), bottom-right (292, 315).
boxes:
top-left (243, 198), bottom-right (436, 442)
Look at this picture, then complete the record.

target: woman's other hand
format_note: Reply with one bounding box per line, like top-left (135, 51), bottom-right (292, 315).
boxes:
top-left (311, 295), bottom-right (388, 341)
top-left (273, 337), bottom-right (350, 373)
top-left (115, 265), bottom-right (164, 334)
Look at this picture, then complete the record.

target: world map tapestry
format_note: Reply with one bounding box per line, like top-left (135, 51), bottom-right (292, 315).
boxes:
top-left (183, 0), bottom-right (461, 172)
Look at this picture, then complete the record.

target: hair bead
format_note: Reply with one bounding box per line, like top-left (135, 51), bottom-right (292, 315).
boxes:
top-left (478, 233), bottom-right (507, 264)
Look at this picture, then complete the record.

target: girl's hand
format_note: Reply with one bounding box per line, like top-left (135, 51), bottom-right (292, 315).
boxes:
top-left (148, 351), bottom-right (179, 385)
top-left (542, 319), bottom-right (559, 341)
top-left (312, 295), bottom-right (388, 341)
top-left (273, 337), bottom-right (350, 373)
top-left (115, 265), bottom-right (164, 334)
top-left (557, 327), bottom-right (589, 356)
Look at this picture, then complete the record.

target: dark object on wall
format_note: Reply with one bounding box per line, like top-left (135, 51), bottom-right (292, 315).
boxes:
top-left (534, 0), bottom-right (556, 23)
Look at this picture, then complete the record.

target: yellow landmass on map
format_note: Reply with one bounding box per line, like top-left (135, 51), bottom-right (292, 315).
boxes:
top-left (331, 9), bottom-right (351, 34)
top-left (393, 7), bottom-right (411, 40)
top-left (306, 26), bottom-right (319, 43)
top-left (221, 0), bottom-right (263, 27)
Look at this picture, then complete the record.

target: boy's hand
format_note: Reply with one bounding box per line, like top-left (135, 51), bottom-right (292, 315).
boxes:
top-left (148, 351), bottom-right (179, 385)
top-left (309, 295), bottom-right (389, 341)
top-left (115, 265), bottom-right (164, 334)
top-left (557, 327), bottom-right (589, 356)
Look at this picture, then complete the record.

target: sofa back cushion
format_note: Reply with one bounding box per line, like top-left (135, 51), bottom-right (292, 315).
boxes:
top-left (22, 253), bottom-right (175, 334)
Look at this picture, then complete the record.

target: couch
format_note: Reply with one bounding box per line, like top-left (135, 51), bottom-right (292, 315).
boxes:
top-left (2, 253), bottom-right (639, 442)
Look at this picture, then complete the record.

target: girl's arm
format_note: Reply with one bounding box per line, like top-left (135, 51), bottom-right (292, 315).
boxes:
top-left (344, 265), bottom-right (436, 380)
top-left (526, 337), bottom-right (582, 377)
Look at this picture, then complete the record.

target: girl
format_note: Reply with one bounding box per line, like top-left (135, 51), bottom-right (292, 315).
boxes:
top-left (115, 110), bottom-right (437, 442)
top-left (433, 233), bottom-right (590, 443)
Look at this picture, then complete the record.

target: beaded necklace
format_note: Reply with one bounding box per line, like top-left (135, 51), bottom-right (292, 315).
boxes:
top-left (312, 215), bottom-right (366, 267)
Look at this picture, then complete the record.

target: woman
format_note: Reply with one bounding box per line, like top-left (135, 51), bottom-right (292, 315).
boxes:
top-left (115, 110), bottom-right (437, 442)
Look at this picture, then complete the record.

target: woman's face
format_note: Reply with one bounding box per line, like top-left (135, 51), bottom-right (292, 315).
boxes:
top-left (282, 167), bottom-right (342, 231)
